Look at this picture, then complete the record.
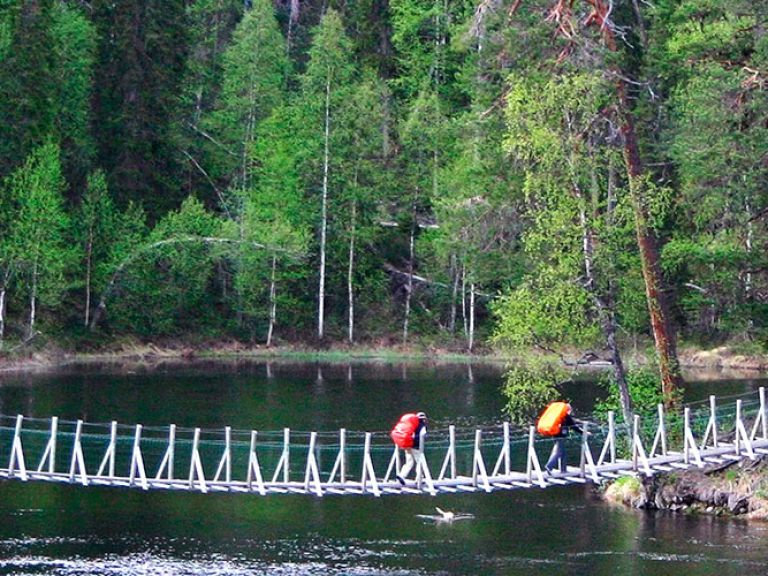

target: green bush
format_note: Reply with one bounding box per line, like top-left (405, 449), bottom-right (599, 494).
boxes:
top-left (501, 360), bottom-right (570, 426)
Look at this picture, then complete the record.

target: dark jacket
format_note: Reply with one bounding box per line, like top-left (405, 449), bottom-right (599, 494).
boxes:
top-left (555, 414), bottom-right (583, 438)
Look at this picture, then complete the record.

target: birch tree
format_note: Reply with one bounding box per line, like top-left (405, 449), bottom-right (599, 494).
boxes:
top-left (300, 9), bottom-right (354, 340)
top-left (238, 106), bottom-right (309, 345)
top-left (8, 141), bottom-right (71, 341)
top-left (78, 170), bottom-right (116, 327)
top-left (497, 72), bottom-right (638, 424)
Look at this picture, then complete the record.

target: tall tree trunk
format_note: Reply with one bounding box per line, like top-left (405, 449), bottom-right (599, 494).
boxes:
top-left (468, 282), bottom-right (475, 352)
top-left (286, 0), bottom-right (300, 55)
top-left (267, 254), bottom-right (277, 347)
top-left (461, 265), bottom-right (468, 338)
top-left (0, 268), bottom-right (9, 350)
top-left (402, 204), bottom-right (417, 345)
top-left (577, 163), bottom-right (633, 424)
top-left (619, 88), bottom-right (683, 403)
top-left (512, 0), bottom-right (684, 404)
top-left (602, 19), bottom-right (684, 404)
top-left (347, 202), bottom-right (356, 344)
top-left (28, 259), bottom-right (38, 342)
top-left (318, 77), bottom-right (331, 340)
top-left (84, 229), bottom-right (93, 327)
top-left (449, 253), bottom-right (458, 333)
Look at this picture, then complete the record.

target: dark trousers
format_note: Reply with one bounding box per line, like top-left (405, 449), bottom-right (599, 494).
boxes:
top-left (545, 438), bottom-right (566, 472)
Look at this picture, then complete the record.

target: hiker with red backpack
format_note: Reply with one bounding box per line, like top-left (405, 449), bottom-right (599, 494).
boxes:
top-left (390, 411), bottom-right (428, 486)
top-left (537, 402), bottom-right (584, 475)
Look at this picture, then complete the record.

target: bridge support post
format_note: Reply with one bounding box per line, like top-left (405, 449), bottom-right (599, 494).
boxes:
top-left (37, 416), bottom-right (58, 475)
top-left (8, 415), bottom-right (27, 481)
top-left (97, 421), bottom-right (118, 479)
top-left (700, 396), bottom-right (718, 450)
top-left (683, 408), bottom-right (703, 467)
top-left (598, 412), bottom-right (616, 466)
top-left (492, 423), bottom-right (510, 477)
top-left (439, 425), bottom-right (457, 480)
top-left (68, 420), bottom-right (88, 485)
top-left (631, 415), bottom-right (651, 475)
top-left (526, 426), bottom-right (545, 487)
top-left (189, 427), bottom-right (208, 493)
top-left (734, 400), bottom-right (755, 459)
top-left (360, 432), bottom-right (380, 497)
top-left (271, 428), bottom-right (291, 484)
top-left (650, 404), bottom-right (667, 457)
top-left (154, 424), bottom-right (176, 481)
top-left (472, 429), bottom-right (491, 492)
top-left (129, 424), bottom-right (148, 490)
top-left (328, 428), bottom-right (347, 485)
top-left (304, 431), bottom-right (323, 496)
top-left (247, 431), bottom-right (266, 495)
top-left (214, 426), bottom-right (232, 483)
top-left (750, 387), bottom-right (767, 442)
top-left (579, 422), bottom-right (598, 482)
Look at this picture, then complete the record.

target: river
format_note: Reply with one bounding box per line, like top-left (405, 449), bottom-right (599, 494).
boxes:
top-left (0, 359), bottom-right (767, 575)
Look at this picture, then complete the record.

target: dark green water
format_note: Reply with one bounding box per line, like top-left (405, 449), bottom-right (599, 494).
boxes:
top-left (0, 360), bottom-right (767, 575)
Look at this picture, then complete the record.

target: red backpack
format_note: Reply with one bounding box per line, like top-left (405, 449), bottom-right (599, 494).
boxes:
top-left (390, 413), bottom-right (420, 448)
top-left (537, 402), bottom-right (570, 436)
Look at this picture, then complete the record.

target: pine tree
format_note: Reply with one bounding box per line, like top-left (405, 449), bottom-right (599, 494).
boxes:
top-left (91, 0), bottom-right (188, 217)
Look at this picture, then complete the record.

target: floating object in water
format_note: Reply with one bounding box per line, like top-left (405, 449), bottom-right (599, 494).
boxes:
top-left (416, 508), bottom-right (474, 523)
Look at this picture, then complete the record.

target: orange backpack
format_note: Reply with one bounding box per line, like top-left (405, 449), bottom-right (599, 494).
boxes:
top-left (390, 413), bottom-right (420, 448)
top-left (537, 402), bottom-right (569, 436)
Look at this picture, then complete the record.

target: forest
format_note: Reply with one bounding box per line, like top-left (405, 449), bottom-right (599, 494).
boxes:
top-left (0, 0), bottom-right (766, 373)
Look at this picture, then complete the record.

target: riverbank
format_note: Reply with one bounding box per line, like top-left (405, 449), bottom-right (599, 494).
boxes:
top-left (3, 337), bottom-right (768, 375)
top-left (603, 455), bottom-right (768, 520)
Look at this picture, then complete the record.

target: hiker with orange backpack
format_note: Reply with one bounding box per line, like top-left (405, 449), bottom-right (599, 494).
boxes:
top-left (537, 402), bottom-right (584, 475)
top-left (390, 412), bottom-right (428, 485)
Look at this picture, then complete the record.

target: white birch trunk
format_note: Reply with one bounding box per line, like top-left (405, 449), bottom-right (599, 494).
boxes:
top-left (28, 259), bottom-right (38, 341)
top-left (0, 287), bottom-right (6, 350)
top-left (746, 198), bottom-right (753, 299)
top-left (461, 265), bottom-right (468, 338)
top-left (286, 0), bottom-right (300, 55)
top-left (449, 253), bottom-right (458, 333)
top-left (318, 77), bottom-right (331, 340)
top-left (84, 230), bottom-right (93, 327)
top-left (402, 211), bottom-right (416, 345)
top-left (267, 255), bottom-right (277, 347)
top-left (347, 202), bottom-right (356, 344)
top-left (468, 282), bottom-right (475, 352)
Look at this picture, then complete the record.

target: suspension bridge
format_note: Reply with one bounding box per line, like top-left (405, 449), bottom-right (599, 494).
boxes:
top-left (1, 389), bottom-right (767, 497)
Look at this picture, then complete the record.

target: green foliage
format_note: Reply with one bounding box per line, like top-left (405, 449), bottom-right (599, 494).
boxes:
top-left (5, 141), bottom-right (73, 338)
top-left (207, 0), bottom-right (289, 191)
top-left (594, 368), bottom-right (682, 421)
top-left (492, 279), bottom-right (599, 350)
top-left (501, 360), bottom-right (569, 425)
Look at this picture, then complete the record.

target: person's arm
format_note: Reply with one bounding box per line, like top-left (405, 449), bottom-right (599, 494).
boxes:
top-left (564, 414), bottom-right (584, 435)
top-left (416, 425), bottom-right (427, 451)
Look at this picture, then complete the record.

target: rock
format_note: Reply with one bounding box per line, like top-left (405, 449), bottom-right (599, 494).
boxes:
top-left (728, 494), bottom-right (749, 515)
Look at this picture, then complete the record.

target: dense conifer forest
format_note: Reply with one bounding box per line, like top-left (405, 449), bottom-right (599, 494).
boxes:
top-left (0, 0), bottom-right (766, 368)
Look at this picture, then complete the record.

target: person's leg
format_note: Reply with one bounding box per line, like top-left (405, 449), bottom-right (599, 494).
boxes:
top-left (410, 448), bottom-right (424, 485)
top-left (398, 450), bottom-right (414, 484)
top-left (559, 441), bottom-right (567, 472)
top-left (545, 439), bottom-right (563, 473)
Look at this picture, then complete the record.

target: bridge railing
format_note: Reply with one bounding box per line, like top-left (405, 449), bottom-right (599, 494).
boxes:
top-left (0, 387), bottom-right (766, 495)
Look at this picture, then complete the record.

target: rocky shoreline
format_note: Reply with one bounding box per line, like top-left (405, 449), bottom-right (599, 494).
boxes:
top-left (603, 455), bottom-right (768, 520)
